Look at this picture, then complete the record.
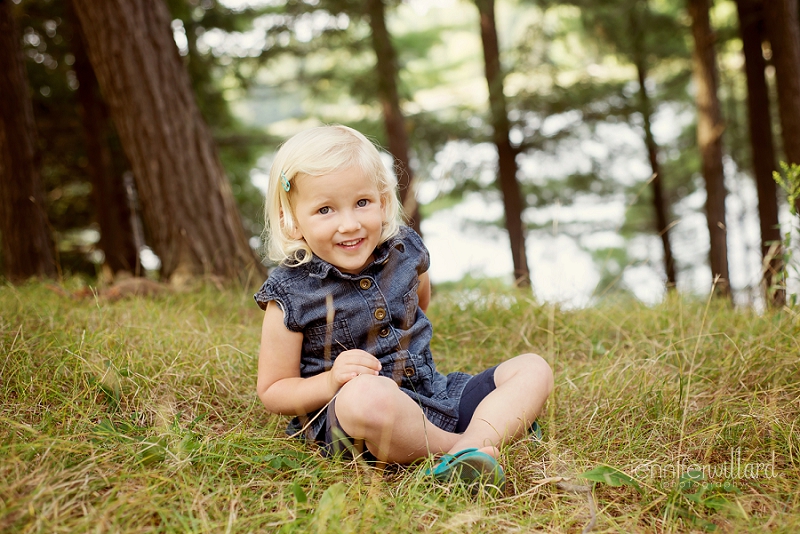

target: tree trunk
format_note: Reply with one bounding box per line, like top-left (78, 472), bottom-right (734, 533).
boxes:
top-left (634, 59), bottom-right (677, 290)
top-left (628, 2), bottom-right (676, 290)
top-left (68, 0), bottom-right (141, 277)
top-left (72, 0), bottom-right (264, 283)
top-left (687, 0), bottom-right (731, 300)
top-left (0, 0), bottom-right (58, 282)
top-left (763, 0), bottom-right (800, 182)
top-left (366, 0), bottom-right (421, 235)
top-left (737, 0), bottom-right (784, 307)
top-left (475, 0), bottom-right (531, 287)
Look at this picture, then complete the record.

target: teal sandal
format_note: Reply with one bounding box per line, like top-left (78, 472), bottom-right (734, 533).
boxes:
top-left (423, 421), bottom-right (540, 495)
top-left (426, 448), bottom-right (506, 495)
top-left (530, 420), bottom-right (543, 441)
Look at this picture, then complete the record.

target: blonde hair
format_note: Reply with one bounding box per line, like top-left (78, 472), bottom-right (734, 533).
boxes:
top-left (263, 125), bottom-right (403, 266)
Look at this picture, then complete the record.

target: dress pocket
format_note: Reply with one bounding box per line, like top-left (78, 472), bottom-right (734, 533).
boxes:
top-left (304, 320), bottom-right (356, 364)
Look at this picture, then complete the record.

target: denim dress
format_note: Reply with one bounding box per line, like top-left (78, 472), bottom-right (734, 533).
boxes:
top-left (254, 225), bottom-right (471, 442)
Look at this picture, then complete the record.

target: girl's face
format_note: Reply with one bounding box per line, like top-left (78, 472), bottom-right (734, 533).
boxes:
top-left (289, 166), bottom-right (385, 274)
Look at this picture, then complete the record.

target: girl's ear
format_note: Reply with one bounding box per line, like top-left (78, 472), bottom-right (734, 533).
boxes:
top-left (280, 208), bottom-right (303, 240)
top-left (288, 225), bottom-right (303, 240)
top-left (380, 194), bottom-right (388, 220)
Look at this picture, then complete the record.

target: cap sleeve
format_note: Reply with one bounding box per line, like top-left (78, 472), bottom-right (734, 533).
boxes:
top-left (253, 275), bottom-right (298, 331)
top-left (401, 226), bottom-right (430, 275)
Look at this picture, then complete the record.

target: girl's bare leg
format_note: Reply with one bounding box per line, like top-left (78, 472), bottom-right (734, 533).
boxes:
top-left (334, 375), bottom-right (460, 464)
top-left (334, 353), bottom-right (553, 463)
top-left (447, 353), bottom-right (553, 457)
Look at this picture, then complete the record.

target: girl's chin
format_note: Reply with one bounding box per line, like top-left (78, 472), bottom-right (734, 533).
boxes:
top-left (334, 253), bottom-right (372, 274)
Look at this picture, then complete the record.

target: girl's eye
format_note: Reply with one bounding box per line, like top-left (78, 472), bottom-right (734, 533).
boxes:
top-left (318, 207), bottom-right (330, 215)
top-left (356, 199), bottom-right (369, 207)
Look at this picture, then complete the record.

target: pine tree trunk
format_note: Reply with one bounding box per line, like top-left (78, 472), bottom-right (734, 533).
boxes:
top-left (366, 0), bottom-right (421, 235)
top-left (635, 60), bottom-right (677, 290)
top-left (72, 0), bottom-right (263, 283)
top-left (763, 0), bottom-right (800, 181)
top-left (0, 0), bottom-right (58, 282)
top-left (68, 0), bottom-right (140, 276)
top-left (475, 0), bottom-right (531, 287)
top-left (737, 0), bottom-right (784, 307)
top-left (687, 0), bottom-right (731, 300)
top-left (628, 3), bottom-right (676, 290)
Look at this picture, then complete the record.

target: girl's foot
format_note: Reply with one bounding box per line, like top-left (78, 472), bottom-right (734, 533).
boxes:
top-left (475, 445), bottom-right (499, 458)
top-left (426, 448), bottom-right (506, 496)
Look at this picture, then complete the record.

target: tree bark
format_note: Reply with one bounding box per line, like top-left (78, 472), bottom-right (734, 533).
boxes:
top-left (475, 0), bottom-right (531, 287)
top-left (736, 0), bottom-right (784, 307)
top-left (687, 0), bottom-right (731, 300)
top-left (366, 0), bottom-right (421, 235)
top-left (763, 0), bottom-right (800, 181)
top-left (68, 0), bottom-right (141, 276)
top-left (0, 0), bottom-right (58, 282)
top-left (72, 0), bottom-right (263, 283)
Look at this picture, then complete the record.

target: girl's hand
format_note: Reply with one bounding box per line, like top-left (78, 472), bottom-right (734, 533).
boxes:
top-left (329, 349), bottom-right (381, 389)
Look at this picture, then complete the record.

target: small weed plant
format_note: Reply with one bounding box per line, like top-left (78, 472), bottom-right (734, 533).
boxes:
top-left (773, 161), bottom-right (800, 306)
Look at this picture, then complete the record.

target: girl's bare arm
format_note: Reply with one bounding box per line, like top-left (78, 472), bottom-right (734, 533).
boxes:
top-left (417, 271), bottom-right (431, 313)
top-left (257, 301), bottom-right (379, 415)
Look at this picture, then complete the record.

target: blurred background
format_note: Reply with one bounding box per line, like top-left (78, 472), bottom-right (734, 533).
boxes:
top-left (3, 0), bottom-right (798, 309)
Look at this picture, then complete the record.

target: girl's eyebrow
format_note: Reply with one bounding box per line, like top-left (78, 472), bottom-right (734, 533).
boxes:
top-left (302, 193), bottom-right (334, 207)
top-left (354, 188), bottom-right (381, 197)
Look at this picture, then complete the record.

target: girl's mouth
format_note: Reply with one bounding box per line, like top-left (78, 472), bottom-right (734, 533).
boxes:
top-left (338, 238), bottom-right (363, 248)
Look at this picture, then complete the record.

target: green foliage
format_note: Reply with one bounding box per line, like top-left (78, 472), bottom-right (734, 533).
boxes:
top-left (771, 161), bottom-right (800, 306)
top-left (247, 0), bottom-right (472, 158)
top-left (664, 471), bottom-right (742, 531)
top-left (579, 464), bottom-right (642, 492)
top-left (10, 0), bottom-right (778, 300)
top-left (773, 161), bottom-right (800, 217)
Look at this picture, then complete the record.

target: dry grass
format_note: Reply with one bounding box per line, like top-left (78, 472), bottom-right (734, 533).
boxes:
top-left (1, 279), bottom-right (798, 532)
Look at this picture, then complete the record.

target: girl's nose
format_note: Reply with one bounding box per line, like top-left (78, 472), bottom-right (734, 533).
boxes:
top-left (338, 212), bottom-right (362, 233)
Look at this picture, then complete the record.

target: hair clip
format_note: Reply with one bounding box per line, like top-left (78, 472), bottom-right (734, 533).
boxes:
top-left (280, 171), bottom-right (291, 192)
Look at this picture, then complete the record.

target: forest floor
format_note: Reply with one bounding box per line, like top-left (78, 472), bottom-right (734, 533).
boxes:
top-left (1, 279), bottom-right (798, 533)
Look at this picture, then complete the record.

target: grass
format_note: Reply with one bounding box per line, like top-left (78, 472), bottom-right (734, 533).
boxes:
top-left (1, 279), bottom-right (799, 533)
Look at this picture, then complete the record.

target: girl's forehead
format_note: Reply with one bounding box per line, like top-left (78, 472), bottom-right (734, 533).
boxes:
top-left (291, 173), bottom-right (379, 207)
top-left (295, 167), bottom-right (381, 191)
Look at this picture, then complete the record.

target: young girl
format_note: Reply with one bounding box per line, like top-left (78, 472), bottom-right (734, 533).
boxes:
top-left (255, 125), bottom-right (553, 491)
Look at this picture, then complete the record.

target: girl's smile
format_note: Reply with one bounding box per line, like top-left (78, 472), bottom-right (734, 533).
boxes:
top-left (290, 166), bottom-right (385, 274)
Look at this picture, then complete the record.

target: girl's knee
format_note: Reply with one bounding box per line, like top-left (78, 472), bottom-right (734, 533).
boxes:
top-left (498, 353), bottom-right (554, 393)
top-left (335, 374), bottom-right (398, 429)
top-left (527, 353), bottom-right (554, 391)
top-left (527, 352), bottom-right (553, 374)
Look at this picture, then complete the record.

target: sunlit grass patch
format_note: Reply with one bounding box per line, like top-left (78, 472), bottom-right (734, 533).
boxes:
top-left (1, 280), bottom-right (798, 532)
